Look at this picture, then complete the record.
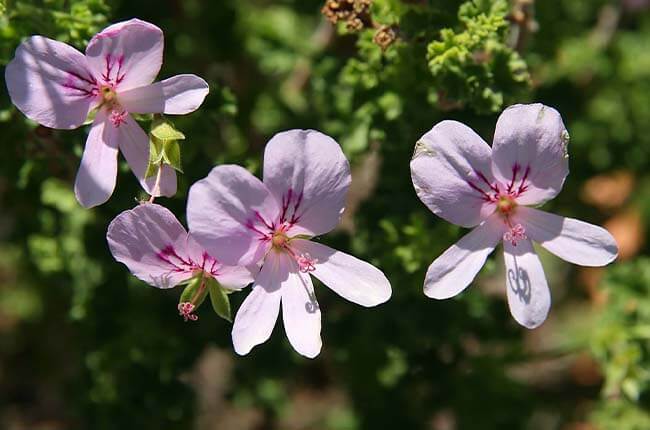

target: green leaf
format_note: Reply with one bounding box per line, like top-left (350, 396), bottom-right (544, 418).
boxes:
top-left (206, 277), bottom-right (232, 322)
top-left (162, 139), bottom-right (183, 173)
top-left (150, 118), bottom-right (185, 141)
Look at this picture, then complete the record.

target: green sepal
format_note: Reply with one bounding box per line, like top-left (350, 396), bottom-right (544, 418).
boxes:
top-left (150, 118), bottom-right (186, 141)
top-left (162, 139), bottom-right (183, 173)
top-left (82, 107), bottom-right (98, 125)
top-left (131, 113), bottom-right (154, 122)
top-left (179, 273), bottom-right (209, 308)
top-left (144, 136), bottom-right (165, 178)
top-left (206, 277), bottom-right (232, 322)
top-left (146, 118), bottom-right (185, 175)
top-left (290, 234), bottom-right (313, 241)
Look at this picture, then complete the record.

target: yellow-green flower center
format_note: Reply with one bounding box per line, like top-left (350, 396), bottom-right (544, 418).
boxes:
top-left (272, 231), bottom-right (288, 248)
top-left (496, 195), bottom-right (516, 215)
top-left (101, 85), bottom-right (116, 102)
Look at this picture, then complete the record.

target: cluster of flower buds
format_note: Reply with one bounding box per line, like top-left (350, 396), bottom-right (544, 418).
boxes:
top-left (321, 0), bottom-right (373, 32)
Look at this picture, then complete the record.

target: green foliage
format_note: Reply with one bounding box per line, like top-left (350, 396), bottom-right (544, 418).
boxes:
top-left (0, 0), bottom-right (109, 63)
top-left (427, 0), bottom-right (530, 112)
top-left (588, 259), bottom-right (650, 425)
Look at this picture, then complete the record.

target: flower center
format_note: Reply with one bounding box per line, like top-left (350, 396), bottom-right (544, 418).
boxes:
top-left (268, 229), bottom-right (317, 273)
top-left (272, 231), bottom-right (288, 248)
top-left (100, 85), bottom-right (116, 103)
top-left (496, 195), bottom-right (517, 215)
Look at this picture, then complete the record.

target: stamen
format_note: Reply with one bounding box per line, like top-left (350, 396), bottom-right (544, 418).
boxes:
top-left (109, 109), bottom-right (127, 127)
top-left (296, 253), bottom-right (317, 273)
top-left (178, 302), bottom-right (198, 322)
top-left (503, 224), bottom-right (527, 246)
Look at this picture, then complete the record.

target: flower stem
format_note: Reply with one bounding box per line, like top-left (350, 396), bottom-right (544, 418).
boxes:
top-left (148, 163), bottom-right (163, 203)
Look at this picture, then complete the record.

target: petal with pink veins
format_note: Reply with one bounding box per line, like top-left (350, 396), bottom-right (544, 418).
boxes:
top-left (411, 120), bottom-right (497, 228)
top-left (118, 74), bottom-right (209, 115)
top-left (187, 165), bottom-right (279, 266)
top-left (423, 214), bottom-right (505, 299)
top-left (291, 239), bottom-right (391, 307)
top-left (491, 103), bottom-right (569, 206)
top-left (503, 239), bottom-right (551, 329)
top-left (107, 203), bottom-right (195, 288)
top-left (280, 253), bottom-right (322, 358)
top-left (232, 255), bottom-right (284, 355)
top-left (515, 207), bottom-right (618, 267)
top-left (116, 114), bottom-right (177, 197)
top-left (5, 36), bottom-right (98, 129)
top-left (183, 233), bottom-right (254, 290)
top-left (262, 130), bottom-right (351, 236)
top-left (85, 19), bottom-right (163, 91)
top-left (74, 109), bottom-right (118, 208)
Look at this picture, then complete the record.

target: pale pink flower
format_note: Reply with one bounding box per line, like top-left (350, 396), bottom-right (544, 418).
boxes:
top-left (187, 130), bottom-right (392, 358)
top-left (107, 203), bottom-right (253, 321)
top-left (410, 103), bottom-right (618, 328)
top-left (5, 19), bottom-right (209, 208)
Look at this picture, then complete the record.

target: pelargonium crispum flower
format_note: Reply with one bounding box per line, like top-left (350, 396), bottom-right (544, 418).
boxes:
top-left (410, 103), bottom-right (618, 328)
top-left (5, 19), bottom-right (209, 207)
top-left (187, 129), bottom-right (392, 358)
top-left (107, 203), bottom-right (252, 322)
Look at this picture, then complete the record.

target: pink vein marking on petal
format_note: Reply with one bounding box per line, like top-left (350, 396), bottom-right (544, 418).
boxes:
top-left (475, 170), bottom-right (500, 194)
top-left (507, 163), bottom-right (520, 194)
top-left (278, 188), bottom-right (306, 226)
top-left (465, 179), bottom-right (494, 202)
top-left (289, 191), bottom-right (304, 224)
top-left (101, 54), bottom-right (126, 86)
top-left (198, 251), bottom-right (221, 277)
top-left (62, 70), bottom-right (98, 98)
top-left (254, 210), bottom-right (275, 231)
top-left (157, 245), bottom-right (194, 273)
top-left (516, 165), bottom-right (531, 195)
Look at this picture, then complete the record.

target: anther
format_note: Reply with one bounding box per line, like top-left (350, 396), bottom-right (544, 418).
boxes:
top-left (503, 224), bottom-right (527, 246)
top-left (296, 253), bottom-right (317, 273)
top-left (178, 302), bottom-right (198, 322)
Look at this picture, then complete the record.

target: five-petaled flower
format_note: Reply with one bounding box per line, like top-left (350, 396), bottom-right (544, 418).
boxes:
top-left (107, 203), bottom-right (253, 321)
top-left (5, 19), bottom-right (209, 208)
top-left (187, 129), bottom-right (393, 358)
top-left (410, 103), bottom-right (618, 329)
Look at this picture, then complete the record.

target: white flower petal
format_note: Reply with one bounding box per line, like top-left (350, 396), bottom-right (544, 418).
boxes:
top-left (515, 207), bottom-right (618, 267)
top-left (503, 239), bottom-right (551, 329)
top-left (424, 214), bottom-right (505, 299)
top-left (291, 239), bottom-right (391, 307)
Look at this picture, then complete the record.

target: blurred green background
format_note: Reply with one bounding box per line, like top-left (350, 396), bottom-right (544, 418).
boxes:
top-left (1, 0), bottom-right (650, 429)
